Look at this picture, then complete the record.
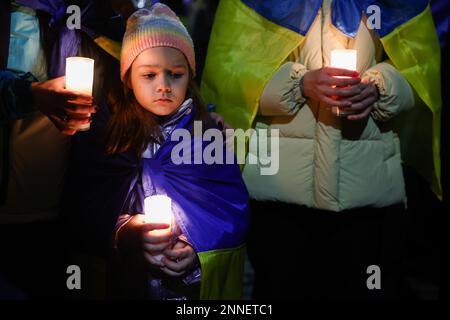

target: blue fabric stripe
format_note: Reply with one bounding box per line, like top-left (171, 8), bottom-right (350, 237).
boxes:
top-left (242, 0), bottom-right (321, 36)
top-left (431, 0), bottom-right (450, 47)
top-left (141, 106), bottom-right (249, 252)
top-left (241, 0), bottom-right (428, 38)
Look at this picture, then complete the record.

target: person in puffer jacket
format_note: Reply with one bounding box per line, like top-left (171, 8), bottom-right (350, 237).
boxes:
top-left (202, 0), bottom-right (442, 299)
top-left (240, 1), bottom-right (416, 299)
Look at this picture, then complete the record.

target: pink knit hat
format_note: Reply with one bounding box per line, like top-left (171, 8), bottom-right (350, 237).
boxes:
top-left (120, 3), bottom-right (196, 81)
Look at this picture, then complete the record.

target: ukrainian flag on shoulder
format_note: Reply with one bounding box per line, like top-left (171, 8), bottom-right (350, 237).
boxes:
top-left (201, 0), bottom-right (442, 198)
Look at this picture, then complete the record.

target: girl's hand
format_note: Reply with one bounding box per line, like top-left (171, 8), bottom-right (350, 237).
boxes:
top-left (302, 67), bottom-right (361, 107)
top-left (117, 214), bottom-right (172, 268)
top-left (344, 79), bottom-right (379, 121)
top-left (142, 220), bottom-right (173, 268)
top-left (160, 240), bottom-right (199, 277)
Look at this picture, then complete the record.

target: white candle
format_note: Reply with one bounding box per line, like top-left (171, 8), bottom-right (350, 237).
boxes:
top-left (330, 49), bottom-right (357, 72)
top-left (330, 49), bottom-right (357, 116)
top-left (144, 195), bottom-right (172, 262)
top-left (65, 57), bottom-right (94, 95)
top-left (65, 57), bottom-right (94, 130)
top-left (144, 195), bottom-right (172, 226)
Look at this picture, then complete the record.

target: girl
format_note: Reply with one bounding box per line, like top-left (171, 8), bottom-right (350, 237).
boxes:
top-left (104, 3), bottom-right (249, 300)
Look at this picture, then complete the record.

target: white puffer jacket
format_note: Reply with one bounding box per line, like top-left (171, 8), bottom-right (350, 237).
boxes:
top-left (243, 0), bottom-right (414, 211)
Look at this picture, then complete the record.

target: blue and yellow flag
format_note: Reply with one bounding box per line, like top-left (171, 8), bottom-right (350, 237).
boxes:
top-left (140, 104), bottom-right (249, 299)
top-left (201, 0), bottom-right (442, 198)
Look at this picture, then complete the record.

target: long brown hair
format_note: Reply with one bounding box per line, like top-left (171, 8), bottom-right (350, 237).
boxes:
top-left (106, 70), bottom-right (211, 156)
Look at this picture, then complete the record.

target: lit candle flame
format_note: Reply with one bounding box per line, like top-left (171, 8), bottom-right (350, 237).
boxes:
top-left (65, 57), bottom-right (94, 95)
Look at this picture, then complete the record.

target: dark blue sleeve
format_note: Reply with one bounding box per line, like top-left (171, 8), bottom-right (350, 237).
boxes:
top-left (0, 70), bottom-right (36, 126)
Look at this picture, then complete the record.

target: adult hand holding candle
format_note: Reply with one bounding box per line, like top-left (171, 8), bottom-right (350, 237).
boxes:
top-left (301, 61), bottom-right (360, 111)
top-left (30, 75), bottom-right (96, 135)
top-left (65, 57), bottom-right (95, 130)
top-left (330, 49), bottom-right (380, 121)
top-left (144, 195), bottom-right (173, 262)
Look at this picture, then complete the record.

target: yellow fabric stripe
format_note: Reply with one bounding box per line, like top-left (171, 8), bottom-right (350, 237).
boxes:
top-left (93, 35), bottom-right (121, 60)
top-left (201, 0), bottom-right (304, 131)
top-left (381, 5), bottom-right (442, 198)
top-left (197, 244), bottom-right (246, 300)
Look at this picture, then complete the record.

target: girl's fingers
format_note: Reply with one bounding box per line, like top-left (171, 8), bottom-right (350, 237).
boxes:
top-left (143, 251), bottom-right (164, 267)
top-left (141, 222), bottom-right (170, 232)
top-left (143, 242), bottom-right (170, 252)
top-left (161, 256), bottom-right (191, 272)
top-left (142, 231), bottom-right (172, 244)
top-left (163, 249), bottom-right (182, 260)
top-left (163, 246), bottom-right (190, 260)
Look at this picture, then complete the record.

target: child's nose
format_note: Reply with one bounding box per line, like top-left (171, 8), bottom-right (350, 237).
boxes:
top-left (157, 75), bottom-right (171, 93)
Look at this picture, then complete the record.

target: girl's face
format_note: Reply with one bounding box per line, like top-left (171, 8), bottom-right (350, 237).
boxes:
top-left (130, 46), bottom-right (190, 116)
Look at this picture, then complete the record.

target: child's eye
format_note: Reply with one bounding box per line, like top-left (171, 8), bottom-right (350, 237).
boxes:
top-left (170, 72), bottom-right (184, 79)
top-left (144, 73), bottom-right (156, 79)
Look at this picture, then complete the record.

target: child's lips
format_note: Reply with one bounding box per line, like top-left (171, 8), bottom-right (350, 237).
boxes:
top-left (155, 98), bottom-right (172, 103)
